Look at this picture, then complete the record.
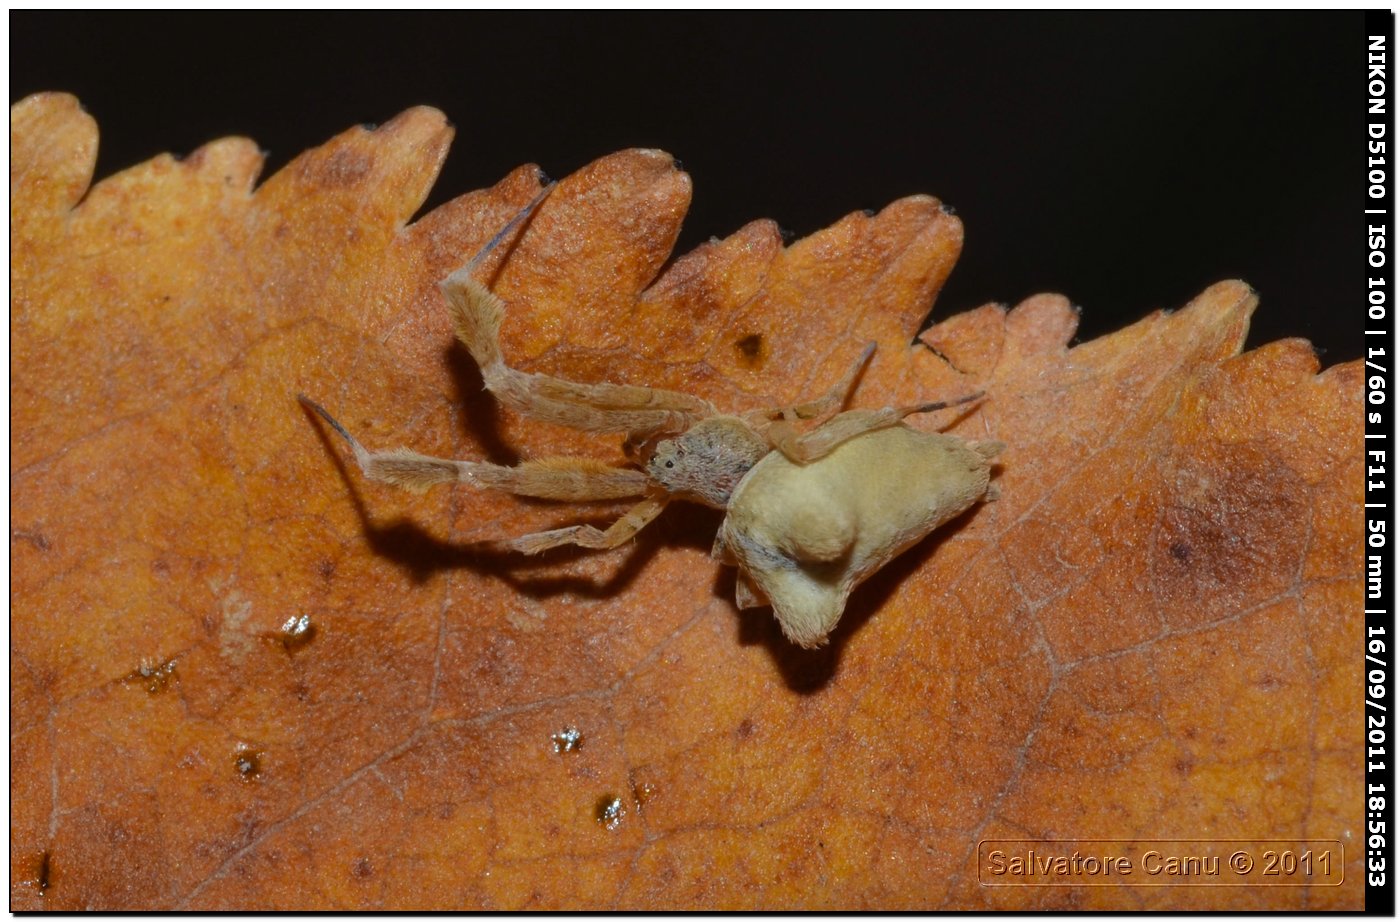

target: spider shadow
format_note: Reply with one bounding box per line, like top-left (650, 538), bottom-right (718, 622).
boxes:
top-left (445, 340), bottom-right (520, 467)
top-left (298, 398), bottom-right (663, 601)
top-left (722, 507), bottom-right (982, 695)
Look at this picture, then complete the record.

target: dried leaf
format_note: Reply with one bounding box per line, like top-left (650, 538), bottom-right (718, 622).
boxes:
top-left (11, 94), bottom-right (1362, 910)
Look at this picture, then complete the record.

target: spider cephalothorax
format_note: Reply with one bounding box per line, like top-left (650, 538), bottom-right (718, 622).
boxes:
top-left (642, 418), bottom-right (771, 507)
top-left (302, 185), bottom-right (1002, 647)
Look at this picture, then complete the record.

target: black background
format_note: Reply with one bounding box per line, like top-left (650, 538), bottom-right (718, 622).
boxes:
top-left (11, 11), bottom-right (1364, 362)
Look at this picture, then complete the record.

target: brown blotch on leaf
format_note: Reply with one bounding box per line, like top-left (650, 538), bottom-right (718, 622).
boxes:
top-left (352, 857), bottom-right (374, 879)
top-left (735, 332), bottom-right (766, 366)
top-left (1152, 444), bottom-right (1309, 628)
top-left (595, 794), bottom-right (625, 830)
top-left (318, 146), bottom-right (373, 188)
top-left (736, 717), bottom-right (756, 740)
top-left (36, 849), bottom-right (52, 895)
top-left (12, 528), bottom-right (51, 551)
top-left (124, 657), bottom-right (177, 695)
top-left (233, 745), bottom-right (264, 782)
top-left (629, 773), bottom-right (657, 811)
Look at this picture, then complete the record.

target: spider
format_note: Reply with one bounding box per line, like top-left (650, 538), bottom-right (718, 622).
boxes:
top-left (301, 185), bottom-right (1002, 646)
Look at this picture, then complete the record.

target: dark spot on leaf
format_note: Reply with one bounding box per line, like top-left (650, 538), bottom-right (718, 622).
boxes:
top-left (12, 528), bottom-right (51, 551)
top-left (234, 745), bottom-right (264, 782)
top-left (1153, 444), bottom-right (1308, 629)
top-left (736, 717), bottom-right (756, 740)
top-left (736, 333), bottom-right (765, 366)
top-left (595, 794), bottom-right (624, 830)
top-left (124, 657), bottom-right (177, 695)
top-left (352, 857), bottom-right (373, 879)
top-left (317, 148), bottom-right (373, 188)
top-left (317, 559), bottom-right (336, 580)
top-left (37, 849), bottom-right (51, 894)
top-left (629, 772), bottom-right (657, 811)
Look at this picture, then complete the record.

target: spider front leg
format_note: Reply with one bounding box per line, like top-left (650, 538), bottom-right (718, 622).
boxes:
top-left (770, 394), bottom-right (985, 464)
top-left (744, 341), bottom-right (875, 432)
top-left (489, 494), bottom-right (670, 555)
top-left (741, 341), bottom-right (873, 461)
top-left (299, 396), bottom-right (651, 501)
top-left (782, 341), bottom-right (877, 423)
top-left (439, 187), bottom-right (717, 440)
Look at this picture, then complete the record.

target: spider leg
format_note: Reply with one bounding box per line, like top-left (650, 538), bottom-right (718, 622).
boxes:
top-left (463, 183), bottom-right (558, 275)
top-left (743, 342), bottom-right (876, 430)
top-left (488, 494), bottom-right (670, 555)
top-left (789, 341), bottom-right (877, 422)
top-left (439, 192), bottom-right (717, 439)
top-left (299, 396), bottom-right (651, 500)
top-left (770, 392), bottom-right (985, 464)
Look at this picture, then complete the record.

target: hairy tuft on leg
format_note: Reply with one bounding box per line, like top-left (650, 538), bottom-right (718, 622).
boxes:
top-left (363, 450), bottom-right (463, 492)
top-left (441, 273), bottom-right (507, 371)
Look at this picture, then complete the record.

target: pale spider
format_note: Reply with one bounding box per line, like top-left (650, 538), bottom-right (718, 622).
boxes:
top-left (301, 186), bottom-right (1003, 646)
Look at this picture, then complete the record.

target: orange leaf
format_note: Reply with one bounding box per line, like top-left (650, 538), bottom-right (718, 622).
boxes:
top-left (11, 94), bottom-right (1362, 910)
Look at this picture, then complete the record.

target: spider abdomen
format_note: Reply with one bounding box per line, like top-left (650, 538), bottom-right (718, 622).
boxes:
top-left (716, 425), bottom-right (1002, 648)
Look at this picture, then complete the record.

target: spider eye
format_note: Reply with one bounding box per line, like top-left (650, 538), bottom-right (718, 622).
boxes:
top-left (664, 460), bottom-right (674, 469)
